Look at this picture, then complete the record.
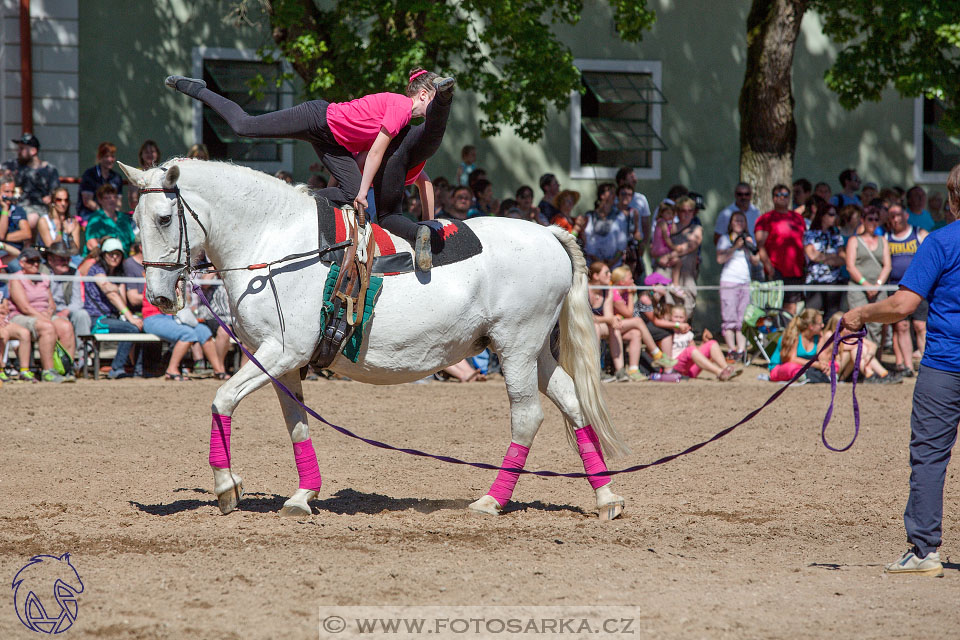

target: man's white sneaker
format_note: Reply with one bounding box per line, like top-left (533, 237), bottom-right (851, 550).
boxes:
top-left (884, 548), bottom-right (943, 577)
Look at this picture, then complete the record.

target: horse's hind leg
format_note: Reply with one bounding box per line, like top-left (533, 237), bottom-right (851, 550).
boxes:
top-left (537, 346), bottom-right (625, 520)
top-left (209, 343), bottom-right (302, 514)
top-left (469, 350), bottom-right (544, 516)
top-left (273, 370), bottom-right (321, 517)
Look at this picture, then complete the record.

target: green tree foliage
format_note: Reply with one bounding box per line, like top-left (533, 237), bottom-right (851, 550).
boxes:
top-left (228, 0), bottom-right (655, 142)
top-left (814, 0), bottom-right (960, 131)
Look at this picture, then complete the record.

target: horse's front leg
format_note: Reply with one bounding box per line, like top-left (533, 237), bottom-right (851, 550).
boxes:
top-left (210, 343), bottom-right (301, 514)
top-left (272, 370), bottom-right (321, 517)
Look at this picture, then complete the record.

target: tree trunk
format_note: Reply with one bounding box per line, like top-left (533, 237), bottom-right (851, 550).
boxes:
top-left (739, 0), bottom-right (807, 213)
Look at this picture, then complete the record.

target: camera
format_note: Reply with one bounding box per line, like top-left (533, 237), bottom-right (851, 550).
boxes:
top-left (730, 232), bottom-right (757, 254)
top-left (2, 194), bottom-right (19, 205)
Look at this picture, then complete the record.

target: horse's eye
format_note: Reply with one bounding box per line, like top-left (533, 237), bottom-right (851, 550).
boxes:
top-left (157, 214), bottom-right (173, 227)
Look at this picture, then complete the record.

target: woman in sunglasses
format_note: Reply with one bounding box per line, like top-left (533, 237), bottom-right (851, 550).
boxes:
top-left (803, 202), bottom-right (847, 320)
top-left (844, 205), bottom-right (891, 347)
top-left (37, 187), bottom-right (81, 254)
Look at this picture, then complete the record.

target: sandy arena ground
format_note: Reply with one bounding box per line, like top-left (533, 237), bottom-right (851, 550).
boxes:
top-left (1, 370), bottom-right (958, 639)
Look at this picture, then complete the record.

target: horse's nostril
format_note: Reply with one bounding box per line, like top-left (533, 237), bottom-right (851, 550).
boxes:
top-left (156, 296), bottom-right (173, 308)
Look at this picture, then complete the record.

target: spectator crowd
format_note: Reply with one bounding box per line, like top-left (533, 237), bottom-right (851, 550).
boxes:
top-left (1, 133), bottom-right (954, 387)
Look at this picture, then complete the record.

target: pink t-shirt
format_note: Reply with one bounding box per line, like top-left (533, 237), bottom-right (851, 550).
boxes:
top-left (10, 275), bottom-right (51, 316)
top-left (326, 93), bottom-right (413, 153)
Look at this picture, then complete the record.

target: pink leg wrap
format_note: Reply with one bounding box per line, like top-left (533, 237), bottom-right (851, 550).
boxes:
top-left (576, 425), bottom-right (611, 489)
top-left (487, 443), bottom-right (530, 507)
top-left (293, 439), bottom-right (322, 491)
top-left (209, 413), bottom-right (232, 468)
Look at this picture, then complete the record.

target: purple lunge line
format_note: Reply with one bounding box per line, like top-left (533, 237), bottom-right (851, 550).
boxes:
top-left (193, 284), bottom-right (866, 478)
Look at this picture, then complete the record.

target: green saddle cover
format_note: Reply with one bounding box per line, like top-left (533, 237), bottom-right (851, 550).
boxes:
top-left (320, 263), bottom-right (383, 362)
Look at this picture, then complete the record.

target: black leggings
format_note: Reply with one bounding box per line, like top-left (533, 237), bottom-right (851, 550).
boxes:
top-left (195, 88), bottom-right (360, 205)
top-left (373, 94), bottom-right (452, 243)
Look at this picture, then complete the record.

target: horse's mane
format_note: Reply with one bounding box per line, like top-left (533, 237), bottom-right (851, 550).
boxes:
top-left (158, 157), bottom-right (310, 195)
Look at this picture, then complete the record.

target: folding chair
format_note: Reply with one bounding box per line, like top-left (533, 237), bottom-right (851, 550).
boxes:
top-left (742, 280), bottom-right (788, 365)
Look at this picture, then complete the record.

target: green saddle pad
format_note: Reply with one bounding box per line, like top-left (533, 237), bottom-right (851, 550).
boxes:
top-left (320, 263), bottom-right (383, 362)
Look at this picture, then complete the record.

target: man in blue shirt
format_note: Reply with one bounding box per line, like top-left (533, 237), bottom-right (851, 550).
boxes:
top-left (843, 164), bottom-right (960, 577)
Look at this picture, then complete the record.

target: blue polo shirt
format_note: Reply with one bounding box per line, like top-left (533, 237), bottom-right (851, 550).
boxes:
top-left (900, 222), bottom-right (960, 372)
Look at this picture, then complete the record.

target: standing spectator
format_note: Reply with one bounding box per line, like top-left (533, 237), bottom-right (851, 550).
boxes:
top-left (803, 202), bottom-right (847, 320)
top-left (7, 247), bottom-right (74, 382)
top-left (44, 241), bottom-right (91, 350)
top-left (37, 187), bottom-right (82, 254)
top-left (927, 191), bottom-right (948, 230)
top-left (792, 178), bottom-right (813, 219)
top-left (515, 185), bottom-right (545, 225)
top-left (861, 181), bottom-right (879, 207)
top-left (905, 186), bottom-right (935, 232)
top-left (4, 133), bottom-right (59, 231)
top-left (550, 189), bottom-right (581, 234)
top-left (467, 179), bottom-right (495, 218)
top-left (456, 145), bottom-right (477, 186)
top-left (580, 183), bottom-right (629, 268)
top-left (814, 181), bottom-right (832, 203)
top-left (837, 203), bottom-right (862, 240)
top-left (128, 139), bottom-right (162, 210)
top-left (83, 238), bottom-right (144, 379)
top-left (668, 196), bottom-right (703, 317)
top-left (714, 182), bottom-right (761, 244)
top-left (438, 185), bottom-right (471, 221)
top-left (650, 200), bottom-right (678, 277)
top-left (615, 167), bottom-right (652, 252)
top-left (538, 173), bottom-right (561, 223)
top-left (84, 185), bottom-right (136, 257)
top-left (886, 203), bottom-right (928, 377)
top-left (0, 175), bottom-right (31, 257)
top-left (756, 184), bottom-right (807, 316)
top-left (844, 205), bottom-right (891, 347)
top-left (0, 293), bottom-right (33, 382)
top-left (614, 183), bottom-right (646, 280)
top-left (830, 168), bottom-right (862, 208)
top-left (78, 142), bottom-right (124, 221)
top-left (716, 211), bottom-right (759, 362)
top-left (841, 162), bottom-right (960, 576)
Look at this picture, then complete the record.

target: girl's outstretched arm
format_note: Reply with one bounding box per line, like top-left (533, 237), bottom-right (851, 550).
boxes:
top-left (355, 128), bottom-right (394, 212)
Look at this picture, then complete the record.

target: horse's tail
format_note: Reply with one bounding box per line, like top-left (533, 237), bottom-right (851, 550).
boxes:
top-left (549, 226), bottom-right (631, 459)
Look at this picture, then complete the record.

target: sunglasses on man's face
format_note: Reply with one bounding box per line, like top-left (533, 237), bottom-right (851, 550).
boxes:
top-left (54, 197), bottom-right (69, 202)
top-left (736, 192), bottom-right (751, 197)
top-left (774, 191), bottom-right (790, 197)
top-left (23, 258), bottom-right (41, 264)
top-left (824, 212), bottom-right (837, 217)
top-left (865, 216), bottom-right (880, 222)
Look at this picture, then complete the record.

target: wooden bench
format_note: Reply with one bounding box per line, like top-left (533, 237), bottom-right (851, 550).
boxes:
top-left (78, 333), bottom-right (161, 380)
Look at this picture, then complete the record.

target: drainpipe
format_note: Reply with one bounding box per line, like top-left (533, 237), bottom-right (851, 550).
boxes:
top-left (19, 0), bottom-right (33, 133)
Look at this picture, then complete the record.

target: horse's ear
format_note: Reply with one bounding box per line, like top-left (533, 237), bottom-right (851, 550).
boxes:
top-left (116, 161), bottom-right (146, 188)
top-left (162, 164), bottom-right (180, 189)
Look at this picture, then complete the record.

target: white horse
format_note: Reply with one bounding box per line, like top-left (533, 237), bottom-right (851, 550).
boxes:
top-left (119, 158), bottom-right (630, 519)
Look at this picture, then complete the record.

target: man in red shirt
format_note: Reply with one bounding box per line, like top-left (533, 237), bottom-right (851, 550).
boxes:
top-left (755, 183), bottom-right (806, 315)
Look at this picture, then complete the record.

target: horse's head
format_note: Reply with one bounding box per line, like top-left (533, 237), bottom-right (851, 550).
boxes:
top-left (119, 160), bottom-right (203, 313)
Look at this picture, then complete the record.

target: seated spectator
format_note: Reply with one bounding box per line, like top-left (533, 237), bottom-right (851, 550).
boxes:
top-left (38, 187), bottom-right (82, 258)
top-left (0, 293), bottom-right (33, 383)
top-left (196, 274), bottom-right (247, 372)
top-left (432, 178), bottom-right (452, 217)
top-left (438, 186), bottom-right (471, 221)
top-left (580, 183), bottom-right (629, 267)
top-left (141, 293), bottom-right (229, 381)
top-left (667, 195), bottom-right (703, 317)
top-left (0, 175), bottom-right (31, 262)
top-left (538, 173), bottom-right (561, 223)
top-left (441, 359), bottom-right (486, 382)
top-left (515, 185), bottom-right (543, 224)
top-left (83, 238), bottom-right (144, 379)
top-left (187, 143), bottom-right (210, 160)
top-left (128, 139), bottom-right (162, 210)
top-left (7, 247), bottom-right (74, 382)
top-left (844, 205), bottom-right (890, 348)
top-left (550, 189), bottom-right (581, 234)
top-left (274, 170), bottom-right (294, 184)
top-left (928, 191), bottom-right (949, 230)
top-left (803, 202), bottom-right (846, 320)
top-left (467, 179), bottom-right (496, 218)
top-left (669, 304), bottom-right (738, 381)
top-left (768, 308), bottom-right (831, 382)
top-left (610, 266), bottom-right (677, 372)
top-left (84, 184), bottom-right (136, 257)
top-left (43, 241), bottom-right (91, 352)
top-left (635, 273), bottom-right (679, 363)
top-left (588, 262), bottom-right (627, 382)
top-left (756, 184), bottom-right (807, 316)
top-left (822, 312), bottom-right (897, 383)
top-left (4, 132), bottom-right (60, 231)
top-left (716, 210), bottom-right (759, 363)
top-left (78, 142), bottom-right (124, 222)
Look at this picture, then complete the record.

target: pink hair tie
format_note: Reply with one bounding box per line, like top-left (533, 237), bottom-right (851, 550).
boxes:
top-left (409, 69), bottom-right (428, 82)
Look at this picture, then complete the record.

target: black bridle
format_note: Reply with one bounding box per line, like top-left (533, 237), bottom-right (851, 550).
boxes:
top-left (138, 185), bottom-right (209, 276)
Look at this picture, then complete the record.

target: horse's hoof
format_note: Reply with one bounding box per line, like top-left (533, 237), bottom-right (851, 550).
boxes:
top-left (468, 495), bottom-right (502, 516)
top-left (279, 489), bottom-right (318, 517)
top-left (598, 499), bottom-right (625, 521)
top-left (216, 481), bottom-right (244, 515)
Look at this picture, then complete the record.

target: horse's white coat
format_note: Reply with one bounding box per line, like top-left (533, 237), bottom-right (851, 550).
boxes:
top-left (121, 159), bottom-right (628, 517)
